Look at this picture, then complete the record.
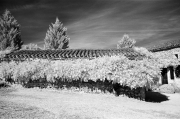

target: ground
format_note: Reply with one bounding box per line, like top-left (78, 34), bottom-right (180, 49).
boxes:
top-left (0, 85), bottom-right (180, 119)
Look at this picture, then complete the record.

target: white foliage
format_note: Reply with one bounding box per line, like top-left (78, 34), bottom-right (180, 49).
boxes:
top-left (1, 49), bottom-right (179, 89)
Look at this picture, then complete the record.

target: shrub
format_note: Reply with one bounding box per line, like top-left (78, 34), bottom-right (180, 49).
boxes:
top-left (159, 84), bottom-right (175, 94)
top-left (0, 49), bottom-right (12, 59)
top-left (21, 43), bottom-right (41, 50)
top-left (0, 55), bottom-right (162, 89)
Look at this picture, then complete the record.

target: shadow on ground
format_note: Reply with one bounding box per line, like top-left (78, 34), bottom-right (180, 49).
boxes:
top-left (0, 82), bottom-right (10, 88)
top-left (145, 91), bottom-right (169, 103)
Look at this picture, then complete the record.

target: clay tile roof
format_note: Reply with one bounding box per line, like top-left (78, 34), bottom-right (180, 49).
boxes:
top-left (147, 39), bottom-right (180, 52)
top-left (3, 48), bottom-right (145, 61)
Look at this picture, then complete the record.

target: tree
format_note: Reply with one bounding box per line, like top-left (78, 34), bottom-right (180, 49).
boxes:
top-left (117, 34), bottom-right (136, 49)
top-left (44, 17), bottom-right (70, 50)
top-left (0, 9), bottom-right (23, 51)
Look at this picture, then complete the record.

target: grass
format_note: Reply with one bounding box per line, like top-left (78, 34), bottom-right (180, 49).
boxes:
top-left (0, 101), bottom-right (56, 119)
top-left (0, 87), bottom-right (57, 119)
top-left (0, 85), bottom-right (180, 119)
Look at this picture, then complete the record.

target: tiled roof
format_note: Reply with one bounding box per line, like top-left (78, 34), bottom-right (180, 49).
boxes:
top-left (147, 39), bottom-right (180, 52)
top-left (3, 49), bottom-right (145, 61)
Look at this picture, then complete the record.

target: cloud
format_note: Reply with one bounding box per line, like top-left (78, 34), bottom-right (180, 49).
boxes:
top-left (10, 4), bottom-right (35, 11)
top-left (1, 0), bottom-right (180, 49)
top-left (61, 0), bottom-right (180, 48)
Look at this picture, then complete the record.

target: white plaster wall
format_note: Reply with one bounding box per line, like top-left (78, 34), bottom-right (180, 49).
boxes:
top-left (167, 68), bottom-right (174, 84)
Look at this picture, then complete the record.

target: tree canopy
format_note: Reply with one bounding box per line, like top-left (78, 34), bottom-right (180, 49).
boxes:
top-left (0, 9), bottom-right (23, 51)
top-left (117, 34), bottom-right (136, 49)
top-left (44, 18), bottom-right (70, 50)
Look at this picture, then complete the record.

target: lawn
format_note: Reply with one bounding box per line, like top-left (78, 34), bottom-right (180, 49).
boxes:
top-left (0, 85), bottom-right (180, 119)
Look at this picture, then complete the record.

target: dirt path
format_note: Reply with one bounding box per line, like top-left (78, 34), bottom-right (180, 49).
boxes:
top-left (0, 87), bottom-right (180, 119)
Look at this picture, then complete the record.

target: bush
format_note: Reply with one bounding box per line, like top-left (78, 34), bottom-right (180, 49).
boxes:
top-left (21, 44), bottom-right (41, 50)
top-left (0, 80), bottom-right (9, 88)
top-left (170, 83), bottom-right (180, 93)
top-left (0, 49), bottom-right (12, 59)
top-left (159, 84), bottom-right (175, 94)
top-left (0, 55), bottom-right (162, 89)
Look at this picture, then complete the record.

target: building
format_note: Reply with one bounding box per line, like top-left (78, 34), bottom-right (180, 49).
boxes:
top-left (1, 46), bottom-right (180, 85)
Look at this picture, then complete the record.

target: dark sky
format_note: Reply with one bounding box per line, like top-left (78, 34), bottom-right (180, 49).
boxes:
top-left (1, 0), bottom-right (180, 49)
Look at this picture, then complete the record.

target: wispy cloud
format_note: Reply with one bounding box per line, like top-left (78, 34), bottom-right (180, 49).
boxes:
top-left (1, 0), bottom-right (180, 49)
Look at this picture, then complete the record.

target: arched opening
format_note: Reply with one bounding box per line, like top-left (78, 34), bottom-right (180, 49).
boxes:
top-left (161, 68), bottom-right (168, 84)
top-left (175, 65), bottom-right (180, 78)
top-left (169, 66), bottom-right (174, 80)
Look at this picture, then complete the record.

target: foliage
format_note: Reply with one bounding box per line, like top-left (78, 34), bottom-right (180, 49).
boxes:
top-left (21, 43), bottom-right (41, 50)
top-left (0, 55), bottom-right (163, 89)
top-left (134, 47), bottom-right (180, 68)
top-left (0, 9), bottom-right (23, 51)
top-left (117, 34), bottom-right (136, 49)
top-left (44, 18), bottom-right (70, 50)
top-left (134, 47), bottom-right (153, 57)
top-left (0, 49), bottom-right (12, 59)
top-left (1, 46), bottom-right (180, 89)
top-left (152, 50), bottom-right (180, 68)
top-left (0, 61), bottom-right (17, 81)
top-left (159, 84), bottom-right (175, 94)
